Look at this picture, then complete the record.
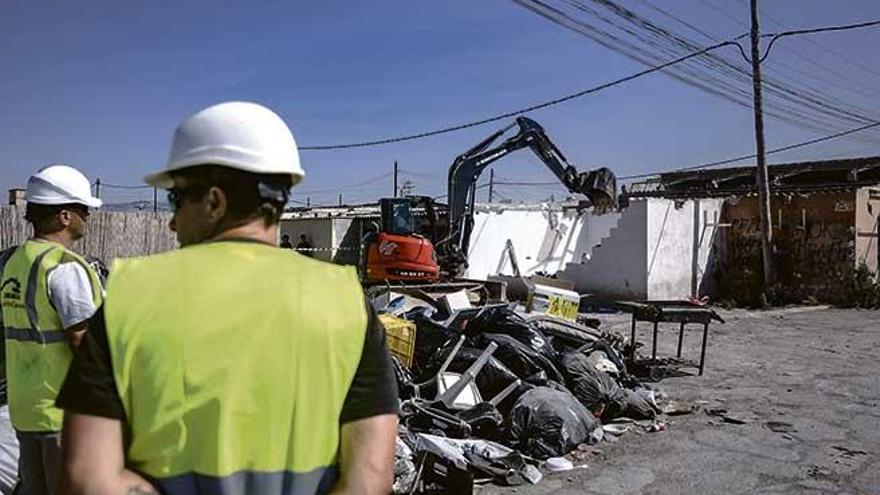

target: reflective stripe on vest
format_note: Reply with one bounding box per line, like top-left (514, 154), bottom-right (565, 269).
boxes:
top-left (1, 240), bottom-right (103, 431)
top-left (157, 466), bottom-right (338, 495)
top-left (104, 242), bottom-right (367, 494)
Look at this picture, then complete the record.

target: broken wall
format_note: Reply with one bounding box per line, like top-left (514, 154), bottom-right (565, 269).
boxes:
top-left (716, 190), bottom-right (872, 304)
top-left (464, 207), bottom-right (620, 281)
top-left (557, 198), bottom-right (725, 300)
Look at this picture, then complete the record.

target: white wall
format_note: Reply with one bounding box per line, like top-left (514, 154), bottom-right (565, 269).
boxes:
top-left (644, 199), bottom-right (722, 299)
top-left (558, 198), bottom-right (725, 300)
top-left (464, 206), bottom-right (620, 280)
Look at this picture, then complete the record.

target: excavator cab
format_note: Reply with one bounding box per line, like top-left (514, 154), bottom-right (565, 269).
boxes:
top-left (363, 198), bottom-right (441, 284)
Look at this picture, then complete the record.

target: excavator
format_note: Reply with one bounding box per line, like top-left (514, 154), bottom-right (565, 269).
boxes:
top-left (363, 116), bottom-right (617, 284)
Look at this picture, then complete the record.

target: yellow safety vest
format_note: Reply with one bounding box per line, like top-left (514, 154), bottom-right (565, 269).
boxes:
top-left (0, 240), bottom-right (103, 432)
top-left (104, 241), bottom-right (367, 495)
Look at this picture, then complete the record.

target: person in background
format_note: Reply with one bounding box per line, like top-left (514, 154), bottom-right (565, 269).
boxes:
top-left (0, 165), bottom-right (103, 495)
top-left (296, 233), bottom-right (315, 257)
top-left (57, 101), bottom-right (398, 495)
top-left (280, 234), bottom-right (293, 249)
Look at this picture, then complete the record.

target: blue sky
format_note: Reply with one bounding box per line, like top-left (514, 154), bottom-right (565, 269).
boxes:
top-left (1, 0), bottom-right (879, 206)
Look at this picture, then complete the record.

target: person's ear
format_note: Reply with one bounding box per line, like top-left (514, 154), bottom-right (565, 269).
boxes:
top-left (206, 187), bottom-right (227, 223)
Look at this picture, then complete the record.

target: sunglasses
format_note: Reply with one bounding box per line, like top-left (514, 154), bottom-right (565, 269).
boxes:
top-left (167, 185), bottom-right (208, 213)
top-left (65, 205), bottom-right (90, 220)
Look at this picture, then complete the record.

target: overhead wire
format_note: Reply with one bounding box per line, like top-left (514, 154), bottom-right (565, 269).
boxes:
top-left (555, 0), bottom-right (880, 139)
top-left (700, 0), bottom-right (880, 97)
top-left (620, 120), bottom-right (880, 180)
top-left (629, 0), bottom-right (880, 119)
top-left (743, 0), bottom-right (880, 80)
top-left (298, 35), bottom-right (748, 151)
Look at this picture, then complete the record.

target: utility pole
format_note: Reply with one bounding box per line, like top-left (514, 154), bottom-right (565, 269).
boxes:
top-left (750, 0), bottom-right (774, 292)
top-left (153, 187), bottom-right (158, 213)
top-left (94, 178), bottom-right (101, 199)
top-left (393, 161), bottom-right (399, 198)
top-left (488, 169), bottom-right (495, 203)
top-left (306, 196), bottom-right (310, 208)
top-left (338, 193), bottom-right (343, 206)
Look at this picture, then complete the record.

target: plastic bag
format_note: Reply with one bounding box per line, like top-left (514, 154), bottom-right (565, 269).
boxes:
top-left (561, 352), bottom-right (654, 420)
top-left (466, 306), bottom-right (559, 364)
top-left (508, 387), bottom-right (600, 459)
top-left (474, 333), bottom-right (564, 384)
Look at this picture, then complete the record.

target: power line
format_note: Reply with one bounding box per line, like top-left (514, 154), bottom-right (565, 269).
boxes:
top-left (621, 120), bottom-right (880, 180)
top-left (99, 182), bottom-right (152, 190)
top-left (511, 0), bottom-right (880, 145)
top-left (759, 20), bottom-right (880, 62)
top-left (744, 0), bottom-right (880, 80)
top-left (298, 35), bottom-right (747, 151)
top-left (700, 0), bottom-right (880, 96)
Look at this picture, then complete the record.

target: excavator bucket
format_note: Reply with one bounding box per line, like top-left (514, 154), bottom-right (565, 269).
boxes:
top-left (577, 167), bottom-right (617, 210)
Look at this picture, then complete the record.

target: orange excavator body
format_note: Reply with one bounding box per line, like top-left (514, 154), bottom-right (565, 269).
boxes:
top-left (364, 231), bottom-right (440, 283)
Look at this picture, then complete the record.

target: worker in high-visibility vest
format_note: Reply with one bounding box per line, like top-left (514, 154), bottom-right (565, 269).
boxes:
top-left (56, 101), bottom-right (398, 495)
top-left (0, 164), bottom-right (104, 495)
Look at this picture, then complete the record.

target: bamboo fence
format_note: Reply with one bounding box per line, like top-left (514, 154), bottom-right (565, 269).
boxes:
top-left (0, 206), bottom-right (177, 262)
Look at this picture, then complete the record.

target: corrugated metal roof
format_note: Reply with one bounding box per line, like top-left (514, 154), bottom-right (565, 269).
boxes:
top-left (624, 156), bottom-right (880, 199)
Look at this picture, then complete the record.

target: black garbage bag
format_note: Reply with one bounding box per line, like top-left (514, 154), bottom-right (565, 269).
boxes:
top-left (407, 311), bottom-right (458, 376)
top-left (508, 387), bottom-right (599, 459)
top-left (466, 306), bottom-right (559, 365)
top-left (474, 333), bottom-right (565, 384)
top-left (560, 352), bottom-right (655, 420)
top-left (621, 389), bottom-right (657, 419)
top-left (457, 402), bottom-right (505, 440)
top-left (561, 351), bottom-right (627, 419)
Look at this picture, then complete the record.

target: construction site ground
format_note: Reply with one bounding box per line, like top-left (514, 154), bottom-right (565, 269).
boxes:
top-left (480, 307), bottom-right (880, 495)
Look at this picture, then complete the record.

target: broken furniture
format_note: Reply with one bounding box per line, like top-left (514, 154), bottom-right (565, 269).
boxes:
top-left (617, 300), bottom-right (724, 376)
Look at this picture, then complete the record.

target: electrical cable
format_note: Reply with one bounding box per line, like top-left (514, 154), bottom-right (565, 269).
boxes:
top-left (620, 120), bottom-right (880, 180)
top-left (759, 20), bottom-right (880, 62)
top-left (298, 35), bottom-right (747, 151)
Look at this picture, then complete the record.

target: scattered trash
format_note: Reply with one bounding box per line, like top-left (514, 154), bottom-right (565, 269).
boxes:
top-left (602, 423), bottom-right (632, 436)
top-left (508, 387), bottom-right (600, 459)
top-left (661, 400), bottom-right (696, 416)
top-left (765, 421), bottom-right (796, 433)
top-left (545, 457), bottom-right (575, 472)
top-left (415, 434), bottom-right (542, 486)
top-left (385, 289), bottom-right (699, 492)
top-left (644, 421), bottom-right (668, 433)
top-left (706, 408), bottom-right (749, 425)
top-left (831, 446), bottom-right (868, 457)
top-left (393, 436), bottom-right (417, 494)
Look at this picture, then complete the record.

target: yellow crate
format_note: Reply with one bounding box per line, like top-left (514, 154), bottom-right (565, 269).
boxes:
top-left (378, 314), bottom-right (416, 368)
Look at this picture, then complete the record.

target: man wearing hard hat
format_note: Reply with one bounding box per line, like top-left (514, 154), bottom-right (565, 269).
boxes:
top-left (0, 165), bottom-right (103, 495)
top-left (56, 102), bottom-right (399, 495)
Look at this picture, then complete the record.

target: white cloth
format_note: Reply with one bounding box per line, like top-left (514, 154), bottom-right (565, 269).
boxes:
top-left (0, 406), bottom-right (18, 494)
top-left (46, 262), bottom-right (97, 329)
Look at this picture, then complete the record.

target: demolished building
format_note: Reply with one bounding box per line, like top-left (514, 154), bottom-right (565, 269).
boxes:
top-left (622, 156), bottom-right (880, 304)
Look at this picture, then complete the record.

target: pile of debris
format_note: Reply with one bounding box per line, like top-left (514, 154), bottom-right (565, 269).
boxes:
top-left (371, 283), bottom-right (674, 493)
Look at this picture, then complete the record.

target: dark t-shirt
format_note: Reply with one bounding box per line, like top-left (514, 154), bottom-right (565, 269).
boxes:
top-left (57, 300), bottom-right (399, 424)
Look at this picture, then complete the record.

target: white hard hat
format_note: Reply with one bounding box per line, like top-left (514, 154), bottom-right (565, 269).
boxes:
top-left (144, 101), bottom-right (304, 189)
top-left (26, 164), bottom-right (102, 208)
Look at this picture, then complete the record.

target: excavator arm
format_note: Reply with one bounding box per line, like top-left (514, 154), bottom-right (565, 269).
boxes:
top-left (437, 116), bottom-right (616, 277)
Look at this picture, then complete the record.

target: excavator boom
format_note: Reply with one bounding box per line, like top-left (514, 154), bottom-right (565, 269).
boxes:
top-left (438, 117), bottom-right (616, 277)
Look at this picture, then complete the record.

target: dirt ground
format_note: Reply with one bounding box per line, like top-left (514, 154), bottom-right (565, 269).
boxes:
top-left (480, 307), bottom-right (880, 495)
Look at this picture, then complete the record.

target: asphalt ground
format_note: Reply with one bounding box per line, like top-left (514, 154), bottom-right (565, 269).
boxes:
top-left (480, 307), bottom-right (879, 495)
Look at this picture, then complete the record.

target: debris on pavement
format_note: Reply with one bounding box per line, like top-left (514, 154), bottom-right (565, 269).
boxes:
top-left (379, 290), bottom-right (712, 492)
